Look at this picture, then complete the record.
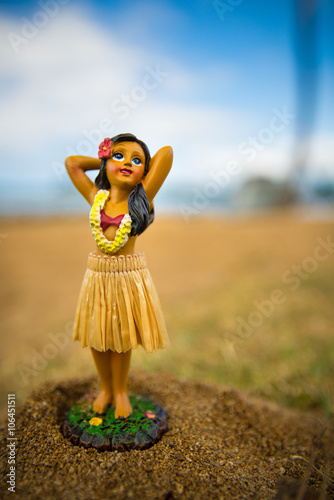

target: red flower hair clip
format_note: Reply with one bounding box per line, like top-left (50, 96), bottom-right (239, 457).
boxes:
top-left (98, 138), bottom-right (113, 159)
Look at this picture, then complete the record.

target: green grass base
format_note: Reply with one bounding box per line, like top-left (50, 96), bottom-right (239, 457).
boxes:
top-left (62, 394), bottom-right (168, 452)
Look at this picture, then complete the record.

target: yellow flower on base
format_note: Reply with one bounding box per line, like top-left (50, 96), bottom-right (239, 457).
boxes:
top-left (89, 417), bottom-right (103, 426)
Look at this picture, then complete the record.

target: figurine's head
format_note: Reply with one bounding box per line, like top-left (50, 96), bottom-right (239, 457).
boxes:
top-left (95, 133), bottom-right (151, 189)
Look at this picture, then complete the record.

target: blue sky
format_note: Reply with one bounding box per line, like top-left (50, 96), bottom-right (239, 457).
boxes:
top-left (0, 0), bottom-right (333, 213)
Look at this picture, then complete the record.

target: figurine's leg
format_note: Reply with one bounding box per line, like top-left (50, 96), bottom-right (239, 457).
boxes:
top-left (110, 350), bottom-right (133, 419)
top-left (90, 348), bottom-right (113, 414)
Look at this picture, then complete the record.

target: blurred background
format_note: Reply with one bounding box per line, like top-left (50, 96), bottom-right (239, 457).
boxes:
top-left (0, 0), bottom-right (333, 419)
top-left (0, 0), bottom-right (333, 214)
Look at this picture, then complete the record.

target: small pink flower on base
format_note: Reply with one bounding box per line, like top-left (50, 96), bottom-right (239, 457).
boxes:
top-left (145, 411), bottom-right (156, 419)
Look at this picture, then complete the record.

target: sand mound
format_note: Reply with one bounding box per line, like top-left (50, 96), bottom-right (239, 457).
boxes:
top-left (1, 371), bottom-right (333, 499)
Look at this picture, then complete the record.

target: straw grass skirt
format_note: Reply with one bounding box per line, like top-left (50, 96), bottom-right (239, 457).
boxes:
top-left (73, 252), bottom-right (170, 353)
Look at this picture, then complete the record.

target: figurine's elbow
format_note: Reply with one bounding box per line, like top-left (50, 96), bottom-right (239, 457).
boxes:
top-left (165, 146), bottom-right (173, 158)
top-left (163, 146), bottom-right (173, 167)
top-left (65, 156), bottom-right (79, 171)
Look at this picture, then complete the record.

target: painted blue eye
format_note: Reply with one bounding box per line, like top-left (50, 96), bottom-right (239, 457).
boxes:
top-left (132, 157), bottom-right (142, 165)
top-left (113, 152), bottom-right (124, 161)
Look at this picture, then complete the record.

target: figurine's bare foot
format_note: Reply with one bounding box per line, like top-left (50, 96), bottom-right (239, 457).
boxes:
top-left (114, 392), bottom-right (132, 419)
top-left (93, 389), bottom-right (113, 414)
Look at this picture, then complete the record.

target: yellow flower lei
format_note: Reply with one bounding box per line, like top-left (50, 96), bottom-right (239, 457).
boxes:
top-left (89, 189), bottom-right (132, 255)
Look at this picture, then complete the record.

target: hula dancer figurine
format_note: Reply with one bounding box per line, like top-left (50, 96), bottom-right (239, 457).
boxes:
top-left (65, 133), bottom-right (173, 419)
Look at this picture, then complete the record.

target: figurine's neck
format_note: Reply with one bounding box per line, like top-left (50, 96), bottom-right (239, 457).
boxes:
top-left (107, 185), bottom-right (132, 206)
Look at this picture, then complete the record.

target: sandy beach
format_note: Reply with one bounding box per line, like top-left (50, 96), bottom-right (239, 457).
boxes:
top-left (0, 210), bottom-right (334, 497)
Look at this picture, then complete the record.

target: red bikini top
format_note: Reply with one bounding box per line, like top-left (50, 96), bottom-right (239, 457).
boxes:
top-left (100, 211), bottom-right (125, 231)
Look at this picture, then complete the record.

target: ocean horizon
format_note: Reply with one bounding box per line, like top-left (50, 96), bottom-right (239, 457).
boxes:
top-left (1, 176), bottom-right (333, 218)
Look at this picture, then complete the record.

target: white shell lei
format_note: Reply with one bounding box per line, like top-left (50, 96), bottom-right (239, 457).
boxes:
top-left (89, 190), bottom-right (132, 255)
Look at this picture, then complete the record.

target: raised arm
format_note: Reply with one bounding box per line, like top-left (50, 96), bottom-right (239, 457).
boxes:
top-left (142, 146), bottom-right (173, 205)
top-left (65, 156), bottom-right (100, 205)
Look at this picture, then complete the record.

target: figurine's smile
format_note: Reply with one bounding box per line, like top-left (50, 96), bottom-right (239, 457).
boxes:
top-left (120, 167), bottom-right (133, 175)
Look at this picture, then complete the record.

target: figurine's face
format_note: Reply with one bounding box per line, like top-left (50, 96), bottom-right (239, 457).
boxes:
top-left (106, 142), bottom-right (146, 188)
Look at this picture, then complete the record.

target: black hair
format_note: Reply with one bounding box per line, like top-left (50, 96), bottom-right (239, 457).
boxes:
top-left (94, 133), bottom-right (154, 236)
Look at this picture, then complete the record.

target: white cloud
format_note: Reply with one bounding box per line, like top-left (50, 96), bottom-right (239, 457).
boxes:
top-left (0, 8), bottom-right (147, 151)
top-left (0, 4), bottom-right (331, 192)
top-left (0, 6), bottom-right (249, 172)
